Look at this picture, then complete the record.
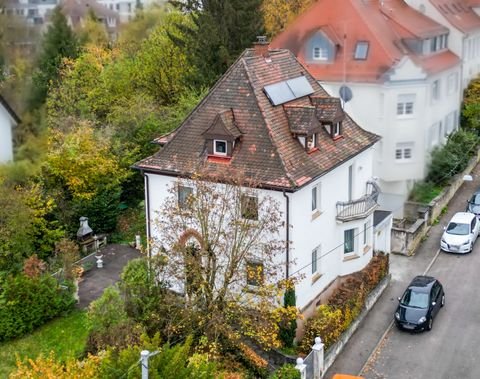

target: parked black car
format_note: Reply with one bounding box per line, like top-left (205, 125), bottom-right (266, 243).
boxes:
top-left (394, 276), bottom-right (445, 331)
top-left (467, 189), bottom-right (480, 217)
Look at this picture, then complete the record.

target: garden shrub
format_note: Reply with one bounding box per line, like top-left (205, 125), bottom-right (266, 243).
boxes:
top-left (300, 253), bottom-right (389, 354)
top-left (269, 364), bottom-right (301, 379)
top-left (409, 181), bottom-right (442, 203)
top-left (85, 286), bottom-right (143, 354)
top-left (0, 274), bottom-right (75, 341)
top-left (426, 129), bottom-right (480, 186)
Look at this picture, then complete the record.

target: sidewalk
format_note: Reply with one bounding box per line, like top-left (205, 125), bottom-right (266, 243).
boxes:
top-left (324, 161), bottom-right (480, 378)
top-left (76, 244), bottom-right (141, 309)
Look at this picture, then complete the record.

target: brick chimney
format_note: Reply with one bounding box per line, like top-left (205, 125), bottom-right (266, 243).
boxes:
top-left (253, 36), bottom-right (270, 57)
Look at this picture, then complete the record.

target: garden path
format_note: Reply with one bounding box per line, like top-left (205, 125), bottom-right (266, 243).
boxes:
top-left (76, 244), bottom-right (141, 309)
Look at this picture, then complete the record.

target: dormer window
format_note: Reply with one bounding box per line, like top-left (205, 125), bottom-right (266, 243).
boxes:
top-left (313, 46), bottom-right (328, 61)
top-left (324, 122), bottom-right (342, 139)
top-left (423, 34), bottom-right (448, 54)
top-left (202, 109), bottom-right (242, 160)
top-left (214, 140), bottom-right (228, 156)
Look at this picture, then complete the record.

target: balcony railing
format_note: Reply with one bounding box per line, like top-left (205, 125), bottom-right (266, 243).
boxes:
top-left (336, 180), bottom-right (380, 222)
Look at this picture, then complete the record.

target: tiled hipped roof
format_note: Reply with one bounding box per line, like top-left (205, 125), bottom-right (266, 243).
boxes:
top-left (431, 0), bottom-right (480, 34)
top-left (135, 49), bottom-right (379, 191)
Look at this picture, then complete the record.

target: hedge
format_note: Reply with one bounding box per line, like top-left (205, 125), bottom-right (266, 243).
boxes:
top-left (0, 274), bottom-right (75, 341)
top-left (300, 253), bottom-right (389, 353)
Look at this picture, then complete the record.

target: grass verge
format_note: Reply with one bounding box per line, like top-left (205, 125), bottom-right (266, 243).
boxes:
top-left (0, 310), bottom-right (88, 377)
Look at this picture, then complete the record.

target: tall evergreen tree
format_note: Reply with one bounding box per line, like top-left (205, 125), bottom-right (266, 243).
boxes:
top-left (29, 6), bottom-right (78, 109)
top-left (171, 0), bottom-right (265, 87)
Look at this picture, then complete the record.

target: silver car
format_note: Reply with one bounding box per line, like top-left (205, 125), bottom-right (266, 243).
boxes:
top-left (441, 212), bottom-right (480, 253)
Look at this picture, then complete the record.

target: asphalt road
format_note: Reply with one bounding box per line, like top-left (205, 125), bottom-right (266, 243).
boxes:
top-left (363, 247), bottom-right (480, 379)
top-left (325, 159), bottom-right (480, 379)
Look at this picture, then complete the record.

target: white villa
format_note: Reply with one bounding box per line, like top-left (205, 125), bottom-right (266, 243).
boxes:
top-left (135, 42), bottom-right (391, 314)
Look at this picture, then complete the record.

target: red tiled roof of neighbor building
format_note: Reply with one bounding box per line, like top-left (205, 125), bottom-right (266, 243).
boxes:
top-left (135, 48), bottom-right (379, 191)
top-left (271, 0), bottom-right (460, 83)
top-left (430, 0), bottom-right (480, 34)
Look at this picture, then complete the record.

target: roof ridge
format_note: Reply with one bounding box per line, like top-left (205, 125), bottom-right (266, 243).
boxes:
top-left (240, 55), bottom-right (297, 188)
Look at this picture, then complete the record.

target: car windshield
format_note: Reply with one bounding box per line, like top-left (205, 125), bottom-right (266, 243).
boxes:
top-left (446, 222), bottom-right (469, 235)
top-left (470, 194), bottom-right (480, 205)
top-left (401, 289), bottom-right (429, 309)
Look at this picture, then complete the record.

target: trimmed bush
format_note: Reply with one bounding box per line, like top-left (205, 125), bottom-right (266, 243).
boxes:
top-left (0, 274), bottom-right (75, 342)
top-left (300, 254), bottom-right (388, 353)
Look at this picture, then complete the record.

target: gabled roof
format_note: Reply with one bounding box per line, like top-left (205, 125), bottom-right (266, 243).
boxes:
top-left (0, 94), bottom-right (20, 124)
top-left (202, 109), bottom-right (242, 140)
top-left (135, 48), bottom-right (379, 191)
top-left (430, 0), bottom-right (480, 34)
top-left (271, 0), bottom-right (460, 83)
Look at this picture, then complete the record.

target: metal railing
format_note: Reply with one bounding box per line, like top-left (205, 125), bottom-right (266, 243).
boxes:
top-left (336, 180), bottom-right (380, 222)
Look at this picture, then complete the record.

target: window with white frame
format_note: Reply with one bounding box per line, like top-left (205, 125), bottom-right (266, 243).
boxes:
top-left (214, 139), bottom-right (227, 156)
top-left (178, 185), bottom-right (193, 209)
top-left (431, 80), bottom-right (440, 101)
top-left (429, 122), bottom-right (440, 148)
top-left (395, 142), bottom-right (413, 161)
top-left (246, 261), bottom-right (264, 286)
top-left (447, 73), bottom-right (458, 95)
top-left (344, 229), bottom-right (355, 254)
top-left (306, 133), bottom-right (317, 150)
top-left (311, 183), bottom-right (321, 213)
top-left (396, 94), bottom-right (415, 116)
top-left (312, 245), bottom-right (321, 274)
top-left (363, 221), bottom-right (371, 246)
top-left (313, 46), bottom-right (328, 61)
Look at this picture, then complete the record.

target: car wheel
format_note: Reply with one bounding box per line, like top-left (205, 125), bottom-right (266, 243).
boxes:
top-left (426, 317), bottom-right (433, 331)
top-left (471, 242), bottom-right (474, 253)
top-left (441, 294), bottom-right (445, 307)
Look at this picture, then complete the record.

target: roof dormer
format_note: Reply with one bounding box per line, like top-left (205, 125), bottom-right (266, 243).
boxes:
top-left (311, 96), bottom-right (345, 140)
top-left (202, 109), bottom-right (242, 159)
top-left (304, 27), bottom-right (341, 64)
top-left (285, 105), bottom-right (323, 152)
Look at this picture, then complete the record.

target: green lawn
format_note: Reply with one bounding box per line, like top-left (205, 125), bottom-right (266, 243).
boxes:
top-left (0, 310), bottom-right (88, 377)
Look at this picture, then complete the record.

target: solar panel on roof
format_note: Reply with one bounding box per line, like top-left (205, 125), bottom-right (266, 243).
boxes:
top-left (264, 81), bottom-right (295, 105)
top-left (264, 76), bottom-right (314, 106)
top-left (286, 76), bottom-right (314, 98)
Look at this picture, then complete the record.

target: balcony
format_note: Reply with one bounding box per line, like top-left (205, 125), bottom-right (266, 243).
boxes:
top-left (336, 180), bottom-right (380, 222)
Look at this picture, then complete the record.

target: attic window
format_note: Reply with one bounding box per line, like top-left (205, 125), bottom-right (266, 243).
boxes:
top-left (354, 41), bottom-right (369, 60)
top-left (306, 133), bottom-right (318, 151)
top-left (324, 122), bottom-right (342, 139)
top-left (214, 140), bottom-right (227, 156)
top-left (313, 46), bottom-right (328, 61)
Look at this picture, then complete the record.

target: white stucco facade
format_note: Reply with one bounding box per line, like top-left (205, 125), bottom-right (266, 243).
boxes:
top-left (0, 103), bottom-right (16, 163)
top-left (320, 59), bottom-right (461, 214)
top-left (144, 146), bottom-right (381, 311)
top-left (406, 0), bottom-right (480, 89)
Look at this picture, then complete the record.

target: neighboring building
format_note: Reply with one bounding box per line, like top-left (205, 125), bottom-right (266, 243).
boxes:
top-left (135, 43), bottom-right (384, 313)
top-left (271, 0), bottom-right (462, 213)
top-left (62, 0), bottom-right (120, 40)
top-left (3, 0), bottom-right (164, 27)
top-left (0, 94), bottom-right (20, 163)
top-left (406, 0), bottom-right (480, 89)
top-left (3, 0), bottom-right (59, 27)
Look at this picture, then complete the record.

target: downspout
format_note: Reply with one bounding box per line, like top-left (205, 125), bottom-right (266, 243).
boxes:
top-left (283, 190), bottom-right (290, 279)
top-left (143, 172), bottom-right (152, 259)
